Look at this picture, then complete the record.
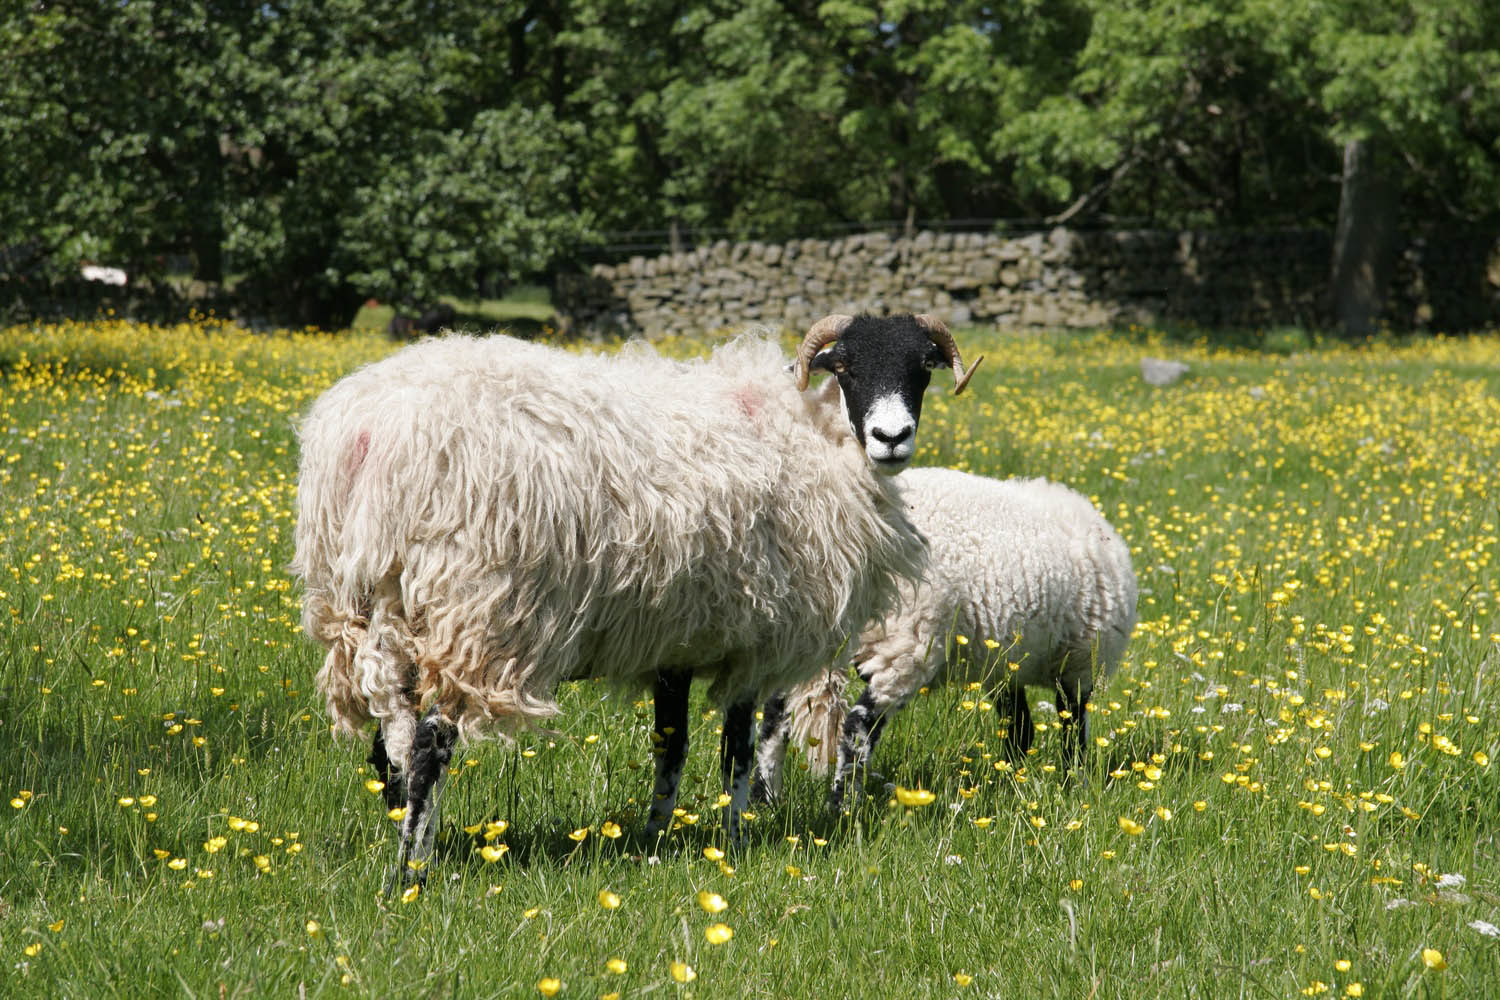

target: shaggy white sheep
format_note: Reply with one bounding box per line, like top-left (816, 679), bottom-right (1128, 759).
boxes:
top-left (754, 467), bottom-right (1137, 806)
top-left (292, 314), bottom-right (980, 882)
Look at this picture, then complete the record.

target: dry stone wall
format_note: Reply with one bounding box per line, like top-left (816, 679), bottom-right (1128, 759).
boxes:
top-left (556, 227), bottom-right (1500, 336)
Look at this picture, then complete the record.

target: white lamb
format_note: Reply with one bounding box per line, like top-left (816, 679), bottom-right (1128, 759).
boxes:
top-left (755, 467), bottom-right (1137, 806)
top-left (291, 314), bottom-right (981, 883)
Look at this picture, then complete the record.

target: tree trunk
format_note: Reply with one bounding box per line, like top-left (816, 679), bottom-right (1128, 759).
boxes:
top-left (1329, 137), bottom-right (1397, 338)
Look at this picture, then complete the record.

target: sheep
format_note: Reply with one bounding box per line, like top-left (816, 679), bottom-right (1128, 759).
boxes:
top-left (291, 313), bottom-right (982, 884)
top-left (753, 467), bottom-right (1137, 807)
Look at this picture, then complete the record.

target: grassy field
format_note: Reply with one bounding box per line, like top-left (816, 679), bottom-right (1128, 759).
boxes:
top-left (2, 318), bottom-right (1498, 998)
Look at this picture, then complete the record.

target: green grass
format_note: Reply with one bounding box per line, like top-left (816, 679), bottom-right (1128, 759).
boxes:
top-left (2, 319), bottom-right (1499, 997)
top-left (352, 287), bottom-right (559, 337)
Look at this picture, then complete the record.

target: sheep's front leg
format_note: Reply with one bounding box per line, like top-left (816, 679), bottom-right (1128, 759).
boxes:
top-left (388, 709), bottom-right (456, 893)
top-left (645, 669), bottom-right (692, 840)
top-left (719, 696), bottom-right (756, 847)
top-left (750, 692), bottom-right (790, 803)
top-left (829, 689), bottom-right (894, 811)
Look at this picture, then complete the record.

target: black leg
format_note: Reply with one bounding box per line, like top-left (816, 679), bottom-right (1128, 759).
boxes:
top-left (367, 728), bottom-right (406, 811)
top-left (719, 697), bottom-right (756, 846)
top-left (645, 669), bottom-right (692, 839)
top-left (751, 692), bottom-right (790, 803)
top-left (1057, 677), bottom-right (1092, 770)
top-left (389, 709), bottom-right (457, 892)
top-left (1001, 684), bottom-right (1034, 761)
top-left (830, 689), bottom-right (891, 810)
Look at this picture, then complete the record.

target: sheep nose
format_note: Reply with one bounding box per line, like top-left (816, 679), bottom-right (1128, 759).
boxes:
top-left (870, 423), bottom-right (914, 446)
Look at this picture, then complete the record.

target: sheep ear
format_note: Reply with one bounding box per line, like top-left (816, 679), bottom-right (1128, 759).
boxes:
top-left (809, 347), bottom-right (841, 376)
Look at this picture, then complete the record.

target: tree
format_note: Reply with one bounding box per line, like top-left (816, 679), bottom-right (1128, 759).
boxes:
top-left (993, 0), bottom-right (1500, 331)
top-left (0, 1), bottom-right (590, 327)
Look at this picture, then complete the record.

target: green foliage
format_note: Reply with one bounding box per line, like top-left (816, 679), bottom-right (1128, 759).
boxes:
top-left (0, 1), bottom-right (1495, 325)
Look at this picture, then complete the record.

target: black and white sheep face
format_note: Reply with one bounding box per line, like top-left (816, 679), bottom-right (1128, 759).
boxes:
top-left (810, 316), bottom-right (946, 474)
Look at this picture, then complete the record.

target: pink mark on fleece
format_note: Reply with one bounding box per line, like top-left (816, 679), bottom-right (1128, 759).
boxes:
top-left (347, 429), bottom-right (371, 477)
top-left (731, 385), bottom-right (764, 420)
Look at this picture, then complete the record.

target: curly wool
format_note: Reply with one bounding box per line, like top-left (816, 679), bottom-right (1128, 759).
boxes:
top-left (786, 467), bottom-right (1138, 772)
top-left (292, 333), bottom-right (927, 765)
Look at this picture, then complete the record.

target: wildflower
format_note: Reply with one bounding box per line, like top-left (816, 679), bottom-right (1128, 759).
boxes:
top-left (203, 836), bottom-right (227, 853)
top-left (364, 779), bottom-right (385, 795)
top-left (1345, 984), bottom-right (1363, 997)
top-left (704, 922), bottom-right (733, 944)
top-left (703, 846), bottom-right (725, 861)
top-left (305, 920), bottom-right (322, 938)
top-left (606, 958), bottom-right (627, 974)
top-left (1421, 948), bottom-right (1446, 970)
top-left (536, 977), bottom-right (562, 996)
top-left (697, 890), bottom-right (728, 914)
top-left (567, 827), bottom-right (589, 842)
top-left (972, 817), bottom-right (994, 828)
top-left (670, 961), bottom-right (696, 983)
top-left (1155, 807), bottom-right (1173, 821)
top-left (478, 844), bottom-right (509, 863)
top-left (600, 821), bottom-right (623, 839)
top-left (894, 786), bottom-right (935, 807)
top-left (23, 943), bottom-right (42, 957)
top-left (1388, 751), bottom-right (1405, 770)
top-left (401, 884), bottom-right (420, 904)
top-left (1118, 817), bottom-right (1145, 836)
top-left (1474, 751), bottom-right (1490, 767)
top-left (954, 973), bottom-right (974, 986)
top-left (598, 889), bottom-right (621, 910)
top-left (48, 920), bottom-right (63, 933)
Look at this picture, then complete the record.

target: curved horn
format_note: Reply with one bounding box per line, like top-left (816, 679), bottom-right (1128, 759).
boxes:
top-left (794, 314), bottom-right (854, 390)
top-left (914, 313), bottom-right (985, 396)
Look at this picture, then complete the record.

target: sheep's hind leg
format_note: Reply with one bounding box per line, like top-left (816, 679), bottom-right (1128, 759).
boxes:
top-left (1057, 678), bottom-right (1092, 771)
top-left (645, 669), bottom-right (691, 840)
top-left (388, 710), bottom-right (456, 893)
top-left (367, 728), bottom-right (407, 812)
top-left (1000, 684), bottom-right (1034, 763)
top-left (750, 692), bottom-right (790, 803)
top-left (829, 689), bottom-right (893, 811)
top-left (719, 696), bottom-right (756, 847)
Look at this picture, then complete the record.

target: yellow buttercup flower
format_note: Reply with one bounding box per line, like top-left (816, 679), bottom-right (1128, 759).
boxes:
top-left (1421, 948), bottom-right (1446, 971)
top-left (670, 961), bottom-right (696, 983)
top-left (536, 976), bottom-right (561, 996)
top-left (697, 890), bottom-right (728, 914)
top-left (1118, 817), bottom-right (1145, 836)
top-left (704, 922), bottom-right (733, 944)
top-left (598, 889), bottom-right (621, 909)
top-left (894, 786), bottom-right (935, 807)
